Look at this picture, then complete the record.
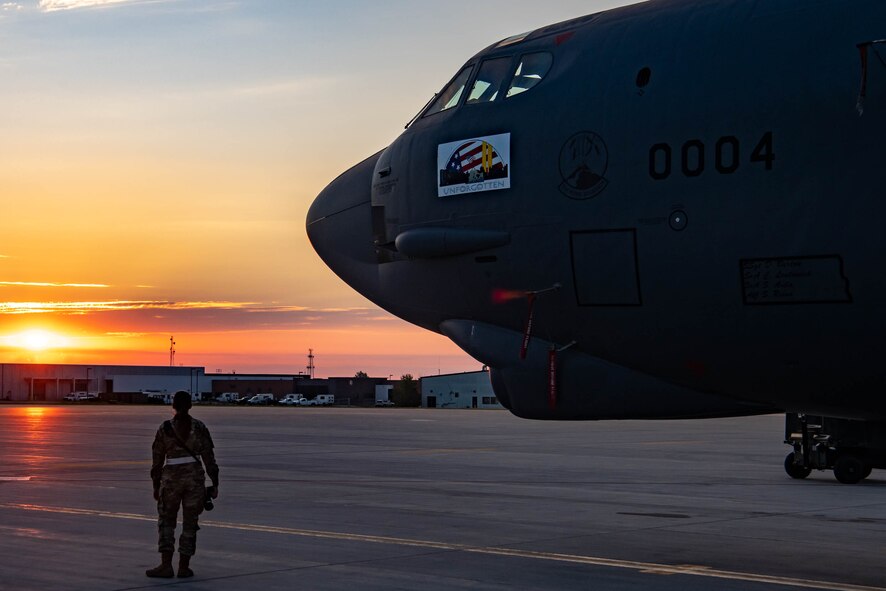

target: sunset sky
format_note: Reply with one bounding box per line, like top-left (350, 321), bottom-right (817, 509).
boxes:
top-left (1, 0), bottom-right (636, 377)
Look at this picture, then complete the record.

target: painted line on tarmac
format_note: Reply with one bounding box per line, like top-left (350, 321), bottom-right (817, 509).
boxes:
top-left (0, 477), bottom-right (31, 481)
top-left (1, 502), bottom-right (882, 591)
top-left (397, 447), bottom-right (496, 456)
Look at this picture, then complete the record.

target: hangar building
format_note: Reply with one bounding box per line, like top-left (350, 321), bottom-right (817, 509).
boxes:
top-left (0, 363), bottom-right (310, 403)
top-left (420, 369), bottom-right (502, 409)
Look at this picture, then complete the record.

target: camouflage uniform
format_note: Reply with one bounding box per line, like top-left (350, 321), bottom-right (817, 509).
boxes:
top-left (150, 416), bottom-right (219, 557)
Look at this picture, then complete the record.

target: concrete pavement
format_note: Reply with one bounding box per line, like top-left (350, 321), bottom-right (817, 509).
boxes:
top-left (0, 405), bottom-right (884, 590)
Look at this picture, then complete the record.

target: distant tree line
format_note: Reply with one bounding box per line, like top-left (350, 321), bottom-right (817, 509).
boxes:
top-left (352, 371), bottom-right (420, 406)
top-left (391, 374), bottom-right (419, 407)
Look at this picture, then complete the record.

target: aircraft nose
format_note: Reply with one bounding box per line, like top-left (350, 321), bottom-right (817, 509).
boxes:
top-left (306, 151), bottom-right (382, 300)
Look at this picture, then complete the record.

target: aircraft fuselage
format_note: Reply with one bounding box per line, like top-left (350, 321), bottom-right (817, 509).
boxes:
top-left (308, 0), bottom-right (886, 421)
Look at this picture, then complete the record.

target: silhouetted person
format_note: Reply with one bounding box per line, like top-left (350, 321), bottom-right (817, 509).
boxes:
top-left (146, 391), bottom-right (219, 578)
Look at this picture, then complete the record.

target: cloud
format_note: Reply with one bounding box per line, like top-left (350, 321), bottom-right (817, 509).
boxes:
top-left (0, 299), bottom-right (378, 330)
top-left (0, 300), bottom-right (254, 314)
top-left (0, 281), bottom-right (108, 288)
top-left (38, 0), bottom-right (158, 11)
top-left (232, 78), bottom-right (339, 98)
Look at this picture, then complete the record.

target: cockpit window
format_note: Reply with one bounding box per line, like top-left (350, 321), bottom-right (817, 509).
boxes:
top-left (420, 52), bottom-right (552, 118)
top-left (506, 52), bottom-right (553, 98)
top-left (423, 65), bottom-right (474, 116)
top-left (466, 58), bottom-right (512, 104)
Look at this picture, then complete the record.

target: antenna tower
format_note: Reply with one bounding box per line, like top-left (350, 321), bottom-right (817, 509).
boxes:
top-left (169, 336), bottom-right (176, 367)
top-left (307, 348), bottom-right (315, 379)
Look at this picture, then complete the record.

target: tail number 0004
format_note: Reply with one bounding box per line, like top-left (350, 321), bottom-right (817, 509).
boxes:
top-left (649, 132), bottom-right (774, 180)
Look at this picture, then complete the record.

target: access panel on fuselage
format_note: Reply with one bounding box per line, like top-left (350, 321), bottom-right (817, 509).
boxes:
top-left (570, 229), bottom-right (642, 306)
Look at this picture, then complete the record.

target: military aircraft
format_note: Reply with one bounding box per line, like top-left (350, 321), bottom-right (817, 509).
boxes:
top-left (307, 0), bottom-right (886, 483)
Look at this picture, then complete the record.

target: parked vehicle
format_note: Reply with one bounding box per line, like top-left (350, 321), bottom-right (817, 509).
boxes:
top-left (215, 392), bottom-right (240, 403)
top-left (279, 394), bottom-right (305, 406)
top-left (64, 391), bottom-right (98, 402)
top-left (315, 395), bottom-right (335, 406)
top-left (374, 399), bottom-right (395, 407)
top-left (247, 393), bottom-right (276, 405)
top-left (144, 391), bottom-right (199, 404)
top-left (298, 397), bottom-right (318, 406)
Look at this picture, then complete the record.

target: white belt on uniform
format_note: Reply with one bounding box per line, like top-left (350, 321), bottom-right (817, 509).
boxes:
top-left (165, 456), bottom-right (199, 466)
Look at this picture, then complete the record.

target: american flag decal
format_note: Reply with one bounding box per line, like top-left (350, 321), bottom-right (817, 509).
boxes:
top-left (446, 140), bottom-right (503, 175)
top-left (437, 133), bottom-right (511, 197)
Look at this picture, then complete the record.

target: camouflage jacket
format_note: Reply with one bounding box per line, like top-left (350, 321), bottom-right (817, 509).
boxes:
top-left (150, 415), bottom-right (219, 490)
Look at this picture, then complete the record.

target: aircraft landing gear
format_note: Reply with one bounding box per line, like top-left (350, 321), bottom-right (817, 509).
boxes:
top-left (783, 452), bottom-right (811, 479)
top-left (784, 413), bottom-right (886, 484)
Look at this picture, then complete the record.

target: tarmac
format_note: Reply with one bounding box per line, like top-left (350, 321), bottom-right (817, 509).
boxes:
top-left (0, 404), bottom-right (884, 591)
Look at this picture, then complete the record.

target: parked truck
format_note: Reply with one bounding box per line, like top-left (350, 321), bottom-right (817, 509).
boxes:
top-left (292, 395), bottom-right (334, 406)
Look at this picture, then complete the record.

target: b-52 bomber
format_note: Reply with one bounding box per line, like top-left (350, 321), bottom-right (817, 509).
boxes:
top-left (307, 0), bottom-right (886, 484)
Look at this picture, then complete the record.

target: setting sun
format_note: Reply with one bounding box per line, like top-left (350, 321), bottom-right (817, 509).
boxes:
top-left (3, 329), bottom-right (71, 352)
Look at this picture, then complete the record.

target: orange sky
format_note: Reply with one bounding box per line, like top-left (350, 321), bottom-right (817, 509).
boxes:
top-left (0, 298), bottom-right (478, 377)
top-left (0, 0), bottom-right (632, 378)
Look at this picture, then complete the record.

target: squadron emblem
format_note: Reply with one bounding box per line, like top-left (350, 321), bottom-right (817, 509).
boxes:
top-left (558, 131), bottom-right (609, 200)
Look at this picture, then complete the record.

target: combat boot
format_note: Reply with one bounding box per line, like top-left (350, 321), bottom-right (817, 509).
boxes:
top-left (145, 552), bottom-right (174, 578)
top-left (177, 554), bottom-right (194, 578)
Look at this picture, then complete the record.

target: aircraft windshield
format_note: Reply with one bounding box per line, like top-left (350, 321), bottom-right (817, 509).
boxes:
top-left (467, 57), bottom-right (512, 104)
top-left (507, 52), bottom-right (553, 98)
top-left (422, 51), bottom-right (552, 119)
top-left (424, 65), bottom-right (474, 116)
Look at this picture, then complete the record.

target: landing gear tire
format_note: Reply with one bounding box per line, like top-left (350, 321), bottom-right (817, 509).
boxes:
top-left (833, 454), bottom-right (866, 484)
top-left (784, 452), bottom-right (811, 479)
top-left (861, 465), bottom-right (873, 480)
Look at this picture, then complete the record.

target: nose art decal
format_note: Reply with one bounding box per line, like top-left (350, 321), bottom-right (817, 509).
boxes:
top-left (438, 133), bottom-right (511, 197)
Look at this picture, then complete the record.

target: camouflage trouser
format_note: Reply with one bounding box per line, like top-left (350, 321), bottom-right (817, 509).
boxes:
top-left (157, 464), bottom-right (205, 556)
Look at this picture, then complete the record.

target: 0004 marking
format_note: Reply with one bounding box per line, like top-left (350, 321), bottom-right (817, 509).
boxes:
top-left (649, 132), bottom-right (775, 180)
